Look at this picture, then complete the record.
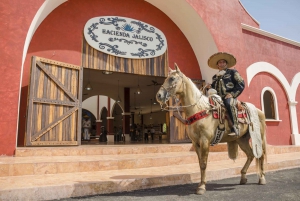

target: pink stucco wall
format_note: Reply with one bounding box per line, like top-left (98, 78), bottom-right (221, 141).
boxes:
top-left (0, 0), bottom-right (44, 155)
top-left (186, 0), bottom-right (300, 145)
top-left (240, 30), bottom-right (300, 145)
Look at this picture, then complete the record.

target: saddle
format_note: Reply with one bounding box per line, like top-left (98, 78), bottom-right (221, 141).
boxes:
top-left (208, 94), bottom-right (251, 125)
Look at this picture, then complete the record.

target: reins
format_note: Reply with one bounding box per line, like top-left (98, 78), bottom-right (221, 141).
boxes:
top-left (159, 72), bottom-right (210, 121)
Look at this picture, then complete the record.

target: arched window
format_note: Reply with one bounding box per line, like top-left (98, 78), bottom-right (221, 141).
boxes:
top-left (263, 91), bottom-right (275, 119)
top-left (261, 87), bottom-right (280, 121)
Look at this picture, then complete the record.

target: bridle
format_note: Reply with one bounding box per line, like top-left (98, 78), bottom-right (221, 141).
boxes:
top-left (159, 71), bottom-right (203, 112)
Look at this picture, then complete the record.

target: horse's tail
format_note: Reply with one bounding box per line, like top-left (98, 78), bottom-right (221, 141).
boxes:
top-left (255, 109), bottom-right (267, 177)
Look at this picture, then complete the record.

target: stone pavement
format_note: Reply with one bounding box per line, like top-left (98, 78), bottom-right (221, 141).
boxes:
top-left (60, 168), bottom-right (300, 201)
top-left (0, 144), bottom-right (300, 201)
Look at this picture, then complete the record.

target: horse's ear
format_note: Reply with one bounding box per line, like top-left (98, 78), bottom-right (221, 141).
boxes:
top-left (168, 67), bottom-right (173, 75)
top-left (174, 63), bottom-right (181, 72)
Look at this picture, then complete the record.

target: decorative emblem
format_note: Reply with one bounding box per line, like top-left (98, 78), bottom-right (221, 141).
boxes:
top-left (99, 43), bottom-right (126, 55)
top-left (223, 74), bottom-right (231, 79)
top-left (234, 72), bottom-right (244, 83)
top-left (226, 82), bottom-right (234, 89)
top-left (84, 16), bottom-right (167, 59)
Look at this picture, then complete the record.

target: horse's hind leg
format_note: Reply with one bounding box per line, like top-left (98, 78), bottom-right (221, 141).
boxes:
top-left (257, 154), bottom-right (266, 185)
top-left (257, 109), bottom-right (267, 185)
top-left (237, 133), bottom-right (254, 185)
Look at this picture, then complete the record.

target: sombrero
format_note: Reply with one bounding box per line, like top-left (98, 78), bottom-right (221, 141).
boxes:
top-left (83, 115), bottom-right (89, 118)
top-left (207, 52), bottom-right (236, 69)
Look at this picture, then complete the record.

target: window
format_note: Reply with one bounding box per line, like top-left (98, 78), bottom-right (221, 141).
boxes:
top-left (261, 87), bottom-right (280, 121)
top-left (263, 91), bottom-right (275, 119)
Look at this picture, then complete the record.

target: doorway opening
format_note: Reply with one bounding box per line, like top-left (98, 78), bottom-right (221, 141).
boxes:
top-left (81, 68), bottom-right (168, 145)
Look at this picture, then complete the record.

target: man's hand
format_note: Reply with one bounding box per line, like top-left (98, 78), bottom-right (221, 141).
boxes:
top-left (206, 84), bottom-right (212, 90)
top-left (225, 93), bottom-right (233, 99)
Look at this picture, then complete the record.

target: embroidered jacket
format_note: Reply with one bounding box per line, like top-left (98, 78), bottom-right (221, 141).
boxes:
top-left (211, 68), bottom-right (245, 99)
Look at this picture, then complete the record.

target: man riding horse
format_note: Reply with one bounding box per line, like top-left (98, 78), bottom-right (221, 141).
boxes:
top-left (156, 61), bottom-right (267, 195)
top-left (207, 52), bottom-right (245, 136)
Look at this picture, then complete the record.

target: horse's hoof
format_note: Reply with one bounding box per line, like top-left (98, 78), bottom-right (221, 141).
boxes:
top-left (240, 178), bottom-right (248, 185)
top-left (196, 188), bottom-right (206, 195)
top-left (258, 178), bottom-right (266, 185)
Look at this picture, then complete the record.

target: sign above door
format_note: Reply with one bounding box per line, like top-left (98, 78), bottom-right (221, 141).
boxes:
top-left (84, 16), bottom-right (167, 59)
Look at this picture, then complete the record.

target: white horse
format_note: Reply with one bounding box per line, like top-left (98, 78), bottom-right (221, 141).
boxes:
top-left (156, 64), bottom-right (267, 195)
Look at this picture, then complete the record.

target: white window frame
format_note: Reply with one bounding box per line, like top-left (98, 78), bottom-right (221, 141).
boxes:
top-left (261, 87), bottom-right (281, 122)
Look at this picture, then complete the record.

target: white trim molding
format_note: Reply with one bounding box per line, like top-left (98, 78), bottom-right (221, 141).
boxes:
top-left (261, 87), bottom-right (280, 121)
top-left (265, 119), bottom-right (282, 122)
top-left (288, 101), bottom-right (298, 106)
top-left (247, 62), bottom-right (292, 99)
top-left (247, 62), bottom-right (300, 145)
top-left (238, 0), bottom-right (259, 25)
top-left (291, 134), bottom-right (300, 146)
top-left (241, 23), bottom-right (300, 47)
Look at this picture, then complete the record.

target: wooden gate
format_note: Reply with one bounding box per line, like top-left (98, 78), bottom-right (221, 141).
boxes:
top-left (169, 98), bottom-right (191, 143)
top-left (26, 56), bottom-right (83, 146)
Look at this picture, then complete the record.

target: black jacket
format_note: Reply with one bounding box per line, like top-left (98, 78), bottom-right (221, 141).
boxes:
top-left (211, 68), bottom-right (245, 99)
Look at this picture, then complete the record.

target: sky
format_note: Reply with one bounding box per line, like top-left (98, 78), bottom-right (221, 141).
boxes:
top-left (239, 0), bottom-right (300, 42)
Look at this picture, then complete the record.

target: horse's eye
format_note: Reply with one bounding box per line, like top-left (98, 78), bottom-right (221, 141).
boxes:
top-left (170, 77), bottom-right (175, 81)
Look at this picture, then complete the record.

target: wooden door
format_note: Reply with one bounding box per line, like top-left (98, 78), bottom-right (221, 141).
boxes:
top-left (26, 56), bottom-right (83, 146)
top-left (169, 98), bottom-right (191, 143)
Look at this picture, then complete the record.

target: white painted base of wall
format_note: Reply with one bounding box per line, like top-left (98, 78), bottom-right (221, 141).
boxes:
top-left (124, 134), bottom-right (130, 142)
top-left (107, 135), bottom-right (114, 143)
top-left (291, 134), bottom-right (300, 145)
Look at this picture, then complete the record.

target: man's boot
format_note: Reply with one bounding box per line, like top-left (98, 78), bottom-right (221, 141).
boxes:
top-left (228, 125), bottom-right (239, 136)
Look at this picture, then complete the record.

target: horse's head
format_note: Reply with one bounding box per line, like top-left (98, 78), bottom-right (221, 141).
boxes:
top-left (156, 63), bottom-right (185, 106)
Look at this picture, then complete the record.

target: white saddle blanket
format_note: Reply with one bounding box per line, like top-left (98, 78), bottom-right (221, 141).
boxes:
top-left (246, 102), bottom-right (263, 158)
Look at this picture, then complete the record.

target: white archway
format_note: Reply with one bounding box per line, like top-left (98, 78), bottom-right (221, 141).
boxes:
top-left (20, 0), bottom-right (217, 91)
top-left (82, 96), bottom-right (98, 118)
top-left (145, 0), bottom-right (218, 81)
top-left (291, 72), bottom-right (300, 101)
top-left (247, 62), bottom-right (300, 145)
top-left (17, 0), bottom-right (218, 139)
top-left (247, 62), bottom-right (292, 100)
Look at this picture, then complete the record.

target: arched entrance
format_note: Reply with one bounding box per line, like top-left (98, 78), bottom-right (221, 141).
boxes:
top-left (18, 1), bottom-right (214, 147)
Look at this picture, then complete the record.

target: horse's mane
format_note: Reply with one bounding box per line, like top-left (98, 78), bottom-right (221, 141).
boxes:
top-left (181, 73), bottom-right (210, 111)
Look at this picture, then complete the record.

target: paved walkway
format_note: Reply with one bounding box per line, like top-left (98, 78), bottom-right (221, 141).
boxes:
top-left (0, 144), bottom-right (300, 201)
top-left (60, 168), bottom-right (300, 201)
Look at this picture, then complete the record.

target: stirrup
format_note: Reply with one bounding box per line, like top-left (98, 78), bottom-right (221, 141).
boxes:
top-left (228, 132), bottom-right (236, 136)
top-left (228, 126), bottom-right (239, 136)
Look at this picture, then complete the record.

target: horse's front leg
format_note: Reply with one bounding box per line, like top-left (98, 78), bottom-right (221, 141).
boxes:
top-left (236, 134), bottom-right (254, 184)
top-left (193, 139), bottom-right (209, 195)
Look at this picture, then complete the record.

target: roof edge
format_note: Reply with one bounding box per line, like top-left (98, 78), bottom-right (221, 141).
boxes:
top-left (238, 0), bottom-right (260, 26)
top-left (242, 23), bottom-right (300, 47)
